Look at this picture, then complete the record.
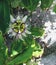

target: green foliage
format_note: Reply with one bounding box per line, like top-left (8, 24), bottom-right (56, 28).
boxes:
top-left (11, 40), bottom-right (24, 57)
top-left (0, 0), bottom-right (55, 65)
top-left (53, 4), bottom-right (56, 13)
top-left (32, 39), bottom-right (44, 58)
top-left (12, 40), bottom-right (22, 52)
top-left (41, 0), bottom-right (53, 10)
top-left (11, 36), bottom-right (33, 55)
top-left (30, 27), bottom-right (44, 37)
top-left (21, 0), bottom-right (39, 11)
top-left (8, 37), bottom-right (43, 65)
top-left (8, 44), bottom-right (35, 65)
top-left (0, 0), bottom-right (10, 33)
top-left (11, 0), bottom-right (21, 8)
top-left (0, 32), bottom-right (6, 65)
top-left (24, 35), bottom-right (33, 45)
top-left (32, 49), bottom-right (44, 57)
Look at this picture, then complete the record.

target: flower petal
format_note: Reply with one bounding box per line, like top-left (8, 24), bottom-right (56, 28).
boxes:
top-left (16, 15), bottom-right (20, 20)
top-left (19, 34), bottom-right (24, 41)
top-left (22, 16), bottom-right (27, 23)
top-left (22, 32), bottom-right (27, 37)
top-left (10, 15), bottom-right (15, 23)
top-left (25, 24), bottom-right (28, 28)
top-left (25, 30), bottom-right (31, 34)
top-left (8, 28), bottom-right (13, 34)
top-left (12, 31), bottom-right (16, 36)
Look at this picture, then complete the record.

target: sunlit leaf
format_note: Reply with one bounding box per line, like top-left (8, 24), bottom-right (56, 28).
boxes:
top-left (32, 49), bottom-right (44, 57)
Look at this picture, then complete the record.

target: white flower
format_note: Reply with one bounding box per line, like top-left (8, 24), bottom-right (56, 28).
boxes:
top-left (8, 15), bottom-right (31, 41)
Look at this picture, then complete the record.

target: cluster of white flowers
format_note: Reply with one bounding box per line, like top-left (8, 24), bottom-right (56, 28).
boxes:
top-left (8, 15), bottom-right (31, 41)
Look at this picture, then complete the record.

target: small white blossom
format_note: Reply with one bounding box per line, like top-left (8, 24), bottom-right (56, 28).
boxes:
top-left (8, 15), bottom-right (31, 41)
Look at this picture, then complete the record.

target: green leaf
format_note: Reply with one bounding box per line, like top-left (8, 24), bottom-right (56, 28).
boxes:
top-left (41, 0), bottom-right (53, 10)
top-left (30, 27), bottom-right (44, 37)
top-left (53, 4), bottom-right (56, 13)
top-left (11, 0), bottom-right (21, 8)
top-left (8, 44), bottom-right (35, 65)
top-left (0, 32), bottom-right (6, 65)
top-left (32, 49), bottom-right (44, 57)
top-left (13, 40), bottom-right (22, 52)
top-left (32, 40), bottom-right (44, 57)
top-left (24, 35), bottom-right (33, 45)
top-left (21, 0), bottom-right (39, 11)
top-left (0, 0), bottom-right (10, 33)
top-left (11, 38), bottom-right (33, 57)
top-left (0, 32), bottom-right (4, 47)
top-left (11, 40), bottom-right (23, 57)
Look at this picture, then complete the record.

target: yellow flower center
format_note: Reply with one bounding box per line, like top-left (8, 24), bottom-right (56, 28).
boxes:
top-left (12, 20), bottom-right (25, 33)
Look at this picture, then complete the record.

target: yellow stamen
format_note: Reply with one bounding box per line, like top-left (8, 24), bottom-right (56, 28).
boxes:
top-left (12, 20), bottom-right (25, 33)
